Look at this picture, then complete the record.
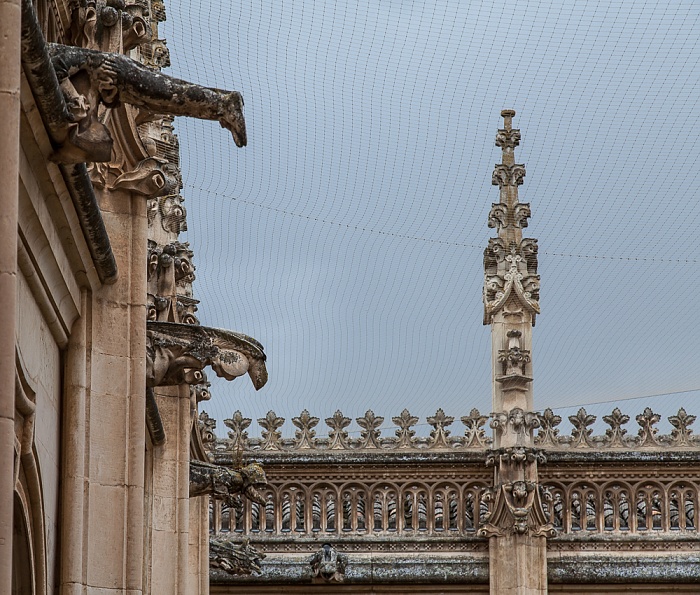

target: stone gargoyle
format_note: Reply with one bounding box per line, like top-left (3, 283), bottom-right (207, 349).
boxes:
top-left (210, 537), bottom-right (265, 576)
top-left (47, 43), bottom-right (246, 163)
top-left (309, 543), bottom-right (348, 582)
top-left (146, 321), bottom-right (267, 390)
top-left (189, 460), bottom-right (267, 508)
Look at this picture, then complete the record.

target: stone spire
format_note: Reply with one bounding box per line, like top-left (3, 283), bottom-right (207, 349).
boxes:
top-left (483, 109), bottom-right (540, 426)
top-left (480, 111), bottom-right (551, 595)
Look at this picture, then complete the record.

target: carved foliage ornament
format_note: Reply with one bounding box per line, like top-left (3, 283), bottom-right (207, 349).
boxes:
top-left (146, 321), bottom-right (267, 389)
top-left (492, 164), bottom-right (526, 187)
top-left (48, 43), bottom-right (247, 163)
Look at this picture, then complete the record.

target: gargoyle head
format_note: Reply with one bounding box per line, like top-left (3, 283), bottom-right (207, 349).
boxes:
top-left (238, 462), bottom-right (268, 505)
top-left (218, 91), bottom-right (247, 147)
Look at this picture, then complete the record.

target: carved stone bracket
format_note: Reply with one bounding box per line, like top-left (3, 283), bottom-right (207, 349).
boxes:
top-left (146, 321), bottom-right (267, 389)
top-left (190, 459), bottom-right (267, 507)
top-left (47, 42), bottom-right (247, 163)
top-left (210, 537), bottom-right (265, 576)
top-left (309, 544), bottom-right (348, 583)
top-left (478, 481), bottom-right (555, 538)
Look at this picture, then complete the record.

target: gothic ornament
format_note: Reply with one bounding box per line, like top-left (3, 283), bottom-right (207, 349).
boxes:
top-left (309, 544), bottom-right (348, 582)
top-left (48, 43), bottom-right (247, 163)
top-left (210, 537), bottom-right (265, 575)
top-left (189, 460), bottom-right (267, 507)
top-left (146, 321), bottom-right (268, 389)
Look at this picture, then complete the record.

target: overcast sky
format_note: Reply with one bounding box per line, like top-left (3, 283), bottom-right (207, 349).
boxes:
top-left (163, 0), bottom-right (700, 438)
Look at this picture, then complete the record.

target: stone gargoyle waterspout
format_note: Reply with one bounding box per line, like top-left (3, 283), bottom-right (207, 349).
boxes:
top-left (47, 43), bottom-right (246, 163)
top-left (146, 321), bottom-right (267, 390)
top-left (189, 460), bottom-right (268, 508)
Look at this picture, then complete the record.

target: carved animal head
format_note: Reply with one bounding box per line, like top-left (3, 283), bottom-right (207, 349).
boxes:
top-left (218, 91), bottom-right (247, 147)
top-left (238, 462), bottom-right (268, 505)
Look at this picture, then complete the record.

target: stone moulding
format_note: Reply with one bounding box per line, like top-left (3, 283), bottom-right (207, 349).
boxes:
top-left (20, 0), bottom-right (118, 284)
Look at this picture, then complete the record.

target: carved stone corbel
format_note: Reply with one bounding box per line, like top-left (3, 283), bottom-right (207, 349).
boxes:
top-left (478, 481), bottom-right (555, 538)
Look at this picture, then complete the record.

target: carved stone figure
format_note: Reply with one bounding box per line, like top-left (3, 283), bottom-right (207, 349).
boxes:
top-left (210, 537), bottom-right (265, 575)
top-left (48, 43), bottom-right (247, 163)
top-left (190, 460), bottom-right (267, 507)
top-left (146, 321), bottom-right (267, 389)
top-left (309, 543), bottom-right (348, 582)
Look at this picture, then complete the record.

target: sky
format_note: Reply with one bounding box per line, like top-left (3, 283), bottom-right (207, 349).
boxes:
top-left (162, 0), bottom-right (700, 438)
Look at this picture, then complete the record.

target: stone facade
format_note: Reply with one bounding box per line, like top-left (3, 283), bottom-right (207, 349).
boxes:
top-left (4, 0), bottom-right (265, 592)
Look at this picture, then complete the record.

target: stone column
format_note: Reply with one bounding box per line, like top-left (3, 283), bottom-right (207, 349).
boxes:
top-left (0, 0), bottom-right (20, 589)
top-left (480, 111), bottom-right (553, 594)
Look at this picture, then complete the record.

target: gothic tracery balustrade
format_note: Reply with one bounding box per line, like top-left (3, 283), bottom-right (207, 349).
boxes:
top-left (202, 406), bottom-right (700, 554)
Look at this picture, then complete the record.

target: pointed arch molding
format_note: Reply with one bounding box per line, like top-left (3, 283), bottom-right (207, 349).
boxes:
top-left (14, 352), bottom-right (48, 595)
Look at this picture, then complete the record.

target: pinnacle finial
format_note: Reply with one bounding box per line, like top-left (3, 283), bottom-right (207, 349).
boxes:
top-left (501, 109), bottom-right (516, 130)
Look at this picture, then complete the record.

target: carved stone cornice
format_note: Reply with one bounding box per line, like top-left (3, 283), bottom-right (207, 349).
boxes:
top-left (190, 460), bottom-right (267, 506)
top-left (146, 321), bottom-right (267, 389)
top-left (47, 42), bottom-right (246, 163)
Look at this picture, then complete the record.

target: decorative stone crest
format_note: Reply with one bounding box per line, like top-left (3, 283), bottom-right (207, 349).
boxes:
top-left (326, 411), bottom-right (352, 450)
top-left (427, 408), bottom-right (454, 449)
top-left (258, 411), bottom-right (285, 450)
top-left (309, 544), bottom-right (348, 582)
top-left (356, 410), bottom-right (384, 449)
top-left (292, 410), bottom-right (319, 449)
top-left (461, 408), bottom-right (491, 448)
top-left (224, 411), bottom-right (251, 450)
top-left (392, 409), bottom-right (419, 448)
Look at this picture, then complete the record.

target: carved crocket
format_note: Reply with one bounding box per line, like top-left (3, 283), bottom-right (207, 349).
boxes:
top-left (47, 43), bottom-right (246, 163)
top-left (210, 537), bottom-right (265, 576)
top-left (189, 460), bottom-right (267, 507)
top-left (146, 321), bottom-right (267, 390)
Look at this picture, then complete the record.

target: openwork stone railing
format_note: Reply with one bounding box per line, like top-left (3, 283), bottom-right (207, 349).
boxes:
top-left (542, 478), bottom-right (697, 535)
top-left (210, 476), bottom-right (491, 539)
